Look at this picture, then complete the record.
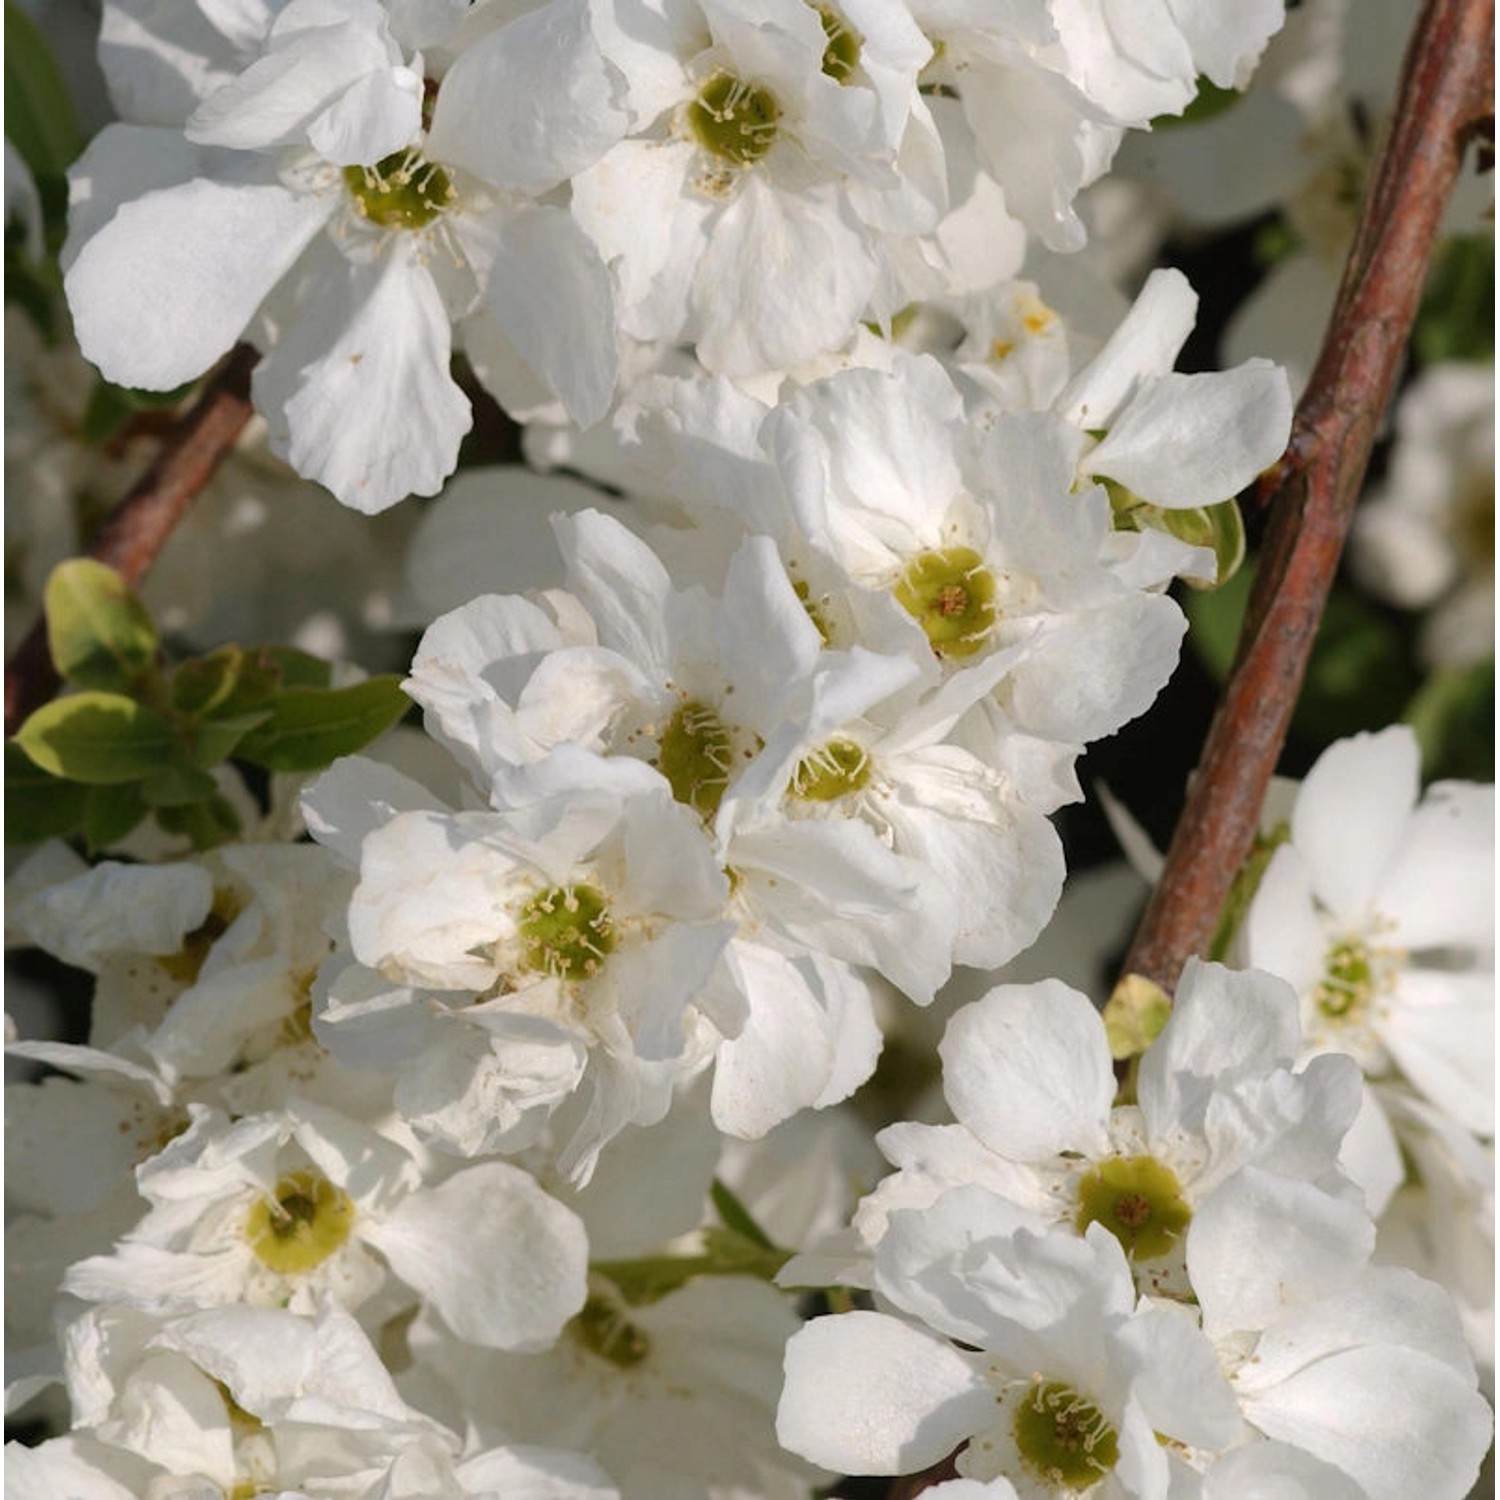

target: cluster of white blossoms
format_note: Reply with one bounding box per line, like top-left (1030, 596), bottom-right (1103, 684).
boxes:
top-left (60, 0), bottom-right (1289, 511)
top-left (5, 0), bottom-right (1494, 1497)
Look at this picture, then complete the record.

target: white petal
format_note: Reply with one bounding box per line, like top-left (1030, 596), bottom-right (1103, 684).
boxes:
top-left (1240, 1346), bottom-right (1492, 1500)
top-left (365, 1161), bottom-right (588, 1349)
top-left (1058, 267), bottom-right (1198, 428)
top-left (939, 981), bottom-right (1113, 1159)
top-left (694, 174), bottom-right (879, 376)
top-left (306, 64), bottom-right (423, 164)
top-left (1290, 728), bottom-right (1420, 922)
top-left (1383, 970), bottom-right (1495, 1135)
top-left (479, 205), bottom-right (619, 428)
top-left (1086, 362), bottom-right (1292, 508)
top-left (427, 0), bottom-right (628, 193)
top-left (1139, 959), bottom-right (1301, 1140)
top-left (777, 1311), bottom-right (991, 1474)
top-left (1373, 780), bottom-right (1495, 949)
top-left (253, 241), bottom-right (470, 511)
top-left (1189, 1168), bottom-right (1374, 1340)
top-left (65, 160), bottom-right (330, 389)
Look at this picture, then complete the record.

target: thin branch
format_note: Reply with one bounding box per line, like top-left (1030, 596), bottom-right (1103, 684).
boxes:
top-left (4, 344), bottom-right (260, 736)
top-left (1121, 0), bottom-right (1494, 994)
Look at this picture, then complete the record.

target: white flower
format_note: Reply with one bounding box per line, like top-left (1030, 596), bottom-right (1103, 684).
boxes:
top-left (1241, 726), bottom-right (1495, 1199)
top-left (779, 1215), bottom-right (1240, 1494)
top-left (63, 1100), bottom-right (590, 1352)
top-left (1349, 361), bottom-right (1495, 667)
top-left (572, 0), bottom-right (940, 376)
top-left (306, 751), bottom-right (736, 1177)
top-left (64, 0), bottom-right (619, 510)
top-left (411, 1273), bottom-right (813, 1500)
top-left (851, 960), bottom-right (1364, 1303)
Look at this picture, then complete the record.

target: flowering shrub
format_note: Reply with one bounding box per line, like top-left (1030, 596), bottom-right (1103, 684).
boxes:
top-left (4, 1), bottom-right (1493, 1497)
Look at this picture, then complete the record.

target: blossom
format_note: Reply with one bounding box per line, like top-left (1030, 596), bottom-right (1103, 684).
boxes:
top-left (1241, 726), bottom-right (1495, 1204)
top-left (64, 0), bottom-right (619, 510)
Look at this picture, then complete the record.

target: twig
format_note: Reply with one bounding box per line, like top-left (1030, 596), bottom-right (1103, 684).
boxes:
top-left (4, 344), bottom-right (260, 736)
top-left (1120, 0), bottom-right (1494, 994)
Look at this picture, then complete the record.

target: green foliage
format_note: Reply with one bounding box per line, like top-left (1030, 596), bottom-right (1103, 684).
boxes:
top-left (45, 559), bottom-right (160, 693)
top-left (1404, 658), bottom-right (1495, 781)
top-left (232, 679), bottom-right (410, 772)
top-left (7, 562), bottom-right (410, 851)
top-left (1186, 562), bottom-right (1423, 742)
top-left (1415, 235), bottom-right (1495, 366)
top-left (4, 2), bottom-right (82, 183)
top-left (15, 692), bottom-right (178, 783)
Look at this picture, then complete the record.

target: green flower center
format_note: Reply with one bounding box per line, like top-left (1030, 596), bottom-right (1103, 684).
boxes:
top-left (1075, 1155), bottom-right (1191, 1262)
top-left (892, 546), bottom-right (998, 659)
top-left (246, 1170), bottom-right (354, 1274)
top-left (570, 1291), bottom-right (652, 1368)
top-left (789, 737), bottom-right (871, 801)
top-left (1316, 935), bottom-right (1376, 1021)
top-left (1013, 1379), bottom-right (1120, 1489)
top-left (688, 72), bottom-right (781, 166)
top-left (343, 148), bottom-right (455, 229)
top-left (656, 701), bottom-right (735, 818)
top-left (817, 7), bottom-right (862, 81)
top-left (519, 884), bottom-right (615, 982)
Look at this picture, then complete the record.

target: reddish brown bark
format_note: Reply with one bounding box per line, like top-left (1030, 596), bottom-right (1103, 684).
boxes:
top-left (4, 344), bottom-right (260, 736)
top-left (1121, 0), bottom-right (1494, 994)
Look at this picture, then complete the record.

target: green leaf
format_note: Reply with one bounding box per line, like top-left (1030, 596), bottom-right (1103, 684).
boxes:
top-left (710, 1178), bottom-right (777, 1252)
top-left (141, 763), bottom-right (222, 807)
top-left (44, 559), bottom-right (160, 693)
top-left (4, 740), bottom-right (87, 843)
top-left (5, 1), bottom-right (82, 181)
top-left (157, 793), bottom-right (243, 851)
top-left (259, 646), bottom-right (335, 691)
top-left (14, 691), bottom-right (178, 783)
top-left (189, 710), bottom-right (274, 769)
top-left (82, 782), bottom-right (148, 852)
top-left (233, 677), bottom-right (409, 772)
top-left (172, 647), bottom-right (244, 716)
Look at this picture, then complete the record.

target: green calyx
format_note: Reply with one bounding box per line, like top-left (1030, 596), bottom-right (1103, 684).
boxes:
top-left (343, 149), bottom-right (455, 229)
top-left (1075, 1155), bottom-right (1191, 1262)
top-left (892, 546), bottom-right (997, 659)
top-left (1104, 480), bottom-right (1247, 591)
top-left (1013, 1379), bottom-right (1120, 1489)
top-left (656, 700), bottom-right (735, 818)
top-left (519, 883), bottom-right (615, 982)
top-left (245, 1170), bottom-right (354, 1274)
top-left (688, 72), bottom-right (781, 166)
top-left (789, 737), bottom-right (870, 801)
top-left (817, 7), bottom-right (862, 81)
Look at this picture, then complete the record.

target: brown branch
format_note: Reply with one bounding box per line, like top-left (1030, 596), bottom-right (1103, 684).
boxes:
top-left (1120, 0), bottom-right (1494, 994)
top-left (4, 344), bottom-right (260, 737)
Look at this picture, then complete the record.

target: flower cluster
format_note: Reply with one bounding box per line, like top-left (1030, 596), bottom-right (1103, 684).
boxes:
top-left (4, 0), bottom-right (1493, 1497)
